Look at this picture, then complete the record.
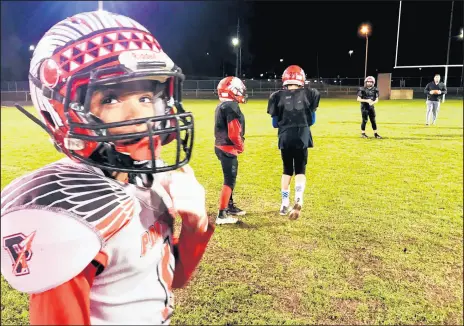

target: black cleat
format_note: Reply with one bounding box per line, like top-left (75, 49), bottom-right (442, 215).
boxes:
top-left (279, 205), bottom-right (289, 216)
top-left (227, 203), bottom-right (246, 216)
top-left (374, 133), bottom-right (382, 139)
top-left (361, 133), bottom-right (369, 138)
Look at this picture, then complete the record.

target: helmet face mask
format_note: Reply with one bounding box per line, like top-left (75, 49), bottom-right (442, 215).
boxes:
top-left (26, 11), bottom-right (194, 174)
top-left (63, 66), bottom-right (194, 174)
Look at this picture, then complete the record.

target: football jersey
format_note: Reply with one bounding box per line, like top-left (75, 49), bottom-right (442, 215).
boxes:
top-left (267, 88), bottom-right (320, 149)
top-left (1, 158), bottom-right (180, 324)
top-left (214, 101), bottom-right (245, 146)
top-left (267, 88), bottom-right (320, 132)
top-left (357, 86), bottom-right (379, 110)
top-left (214, 100), bottom-right (245, 155)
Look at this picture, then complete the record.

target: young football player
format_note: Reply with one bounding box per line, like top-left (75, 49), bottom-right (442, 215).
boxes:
top-left (0, 11), bottom-right (214, 325)
top-left (424, 74), bottom-right (447, 125)
top-left (214, 76), bottom-right (247, 225)
top-left (357, 76), bottom-right (382, 138)
top-left (267, 65), bottom-right (320, 220)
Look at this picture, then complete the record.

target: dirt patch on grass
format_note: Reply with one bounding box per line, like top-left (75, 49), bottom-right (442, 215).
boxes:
top-left (323, 299), bottom-right (359, 324)
top-left (343, 247), bottom-right (385, 288)
top-left (319, 298), bottom-right (387, 325)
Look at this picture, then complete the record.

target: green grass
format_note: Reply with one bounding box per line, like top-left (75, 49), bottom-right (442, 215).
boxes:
top-left (1, 99), bottom-right (463, 325)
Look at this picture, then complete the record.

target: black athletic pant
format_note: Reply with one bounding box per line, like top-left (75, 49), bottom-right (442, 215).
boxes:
top-left (281, 148), bottom-right (308, 176)
top-left (215, 147), bottom-right (238, 189)
top-left (361, 107), bottom-right (377, 131)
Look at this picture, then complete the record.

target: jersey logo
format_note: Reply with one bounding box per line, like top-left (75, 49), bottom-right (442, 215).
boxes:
top-left (3, 231), bottom-right (36, 276)
top-left (140, 220), bottom-right (170, 257)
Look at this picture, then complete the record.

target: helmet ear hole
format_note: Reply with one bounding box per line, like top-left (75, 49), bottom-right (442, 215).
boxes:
top-left (41, 111), bottom-right (56, 129)
top-left (75, 85), bottom-right (88, 105)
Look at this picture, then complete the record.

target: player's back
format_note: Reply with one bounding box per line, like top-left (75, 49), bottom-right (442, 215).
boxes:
top-left (1, 158), bottom-right (177, 324)
top-left (269, 88), bottom-right (317, 131)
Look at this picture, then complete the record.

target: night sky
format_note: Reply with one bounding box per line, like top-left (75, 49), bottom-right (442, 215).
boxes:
top-left (1, 1), bottom-right (463, 82)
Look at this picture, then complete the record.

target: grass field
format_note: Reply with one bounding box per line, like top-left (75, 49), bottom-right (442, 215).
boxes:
top-left (1, 98), bottom-right (463, 325)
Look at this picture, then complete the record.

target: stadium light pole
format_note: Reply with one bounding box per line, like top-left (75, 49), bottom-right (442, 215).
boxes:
top-left (359, 24), bottom-right (371, 80)
top-left (232, 37), bottom-right (240, 77)
top-left (459, 28), bottom-right (463, 87)
top-left (443, 0), bottom-right (454, 102)
top-left (230, 17), bottom-right (242, 77)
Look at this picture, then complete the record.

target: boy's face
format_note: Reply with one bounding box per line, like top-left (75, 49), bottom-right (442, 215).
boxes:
top-left (89, 80), bottom-right (167, 160)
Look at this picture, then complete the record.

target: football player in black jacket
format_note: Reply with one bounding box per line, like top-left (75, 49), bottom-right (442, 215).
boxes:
top-left (357, 76), bottom-right (382, 139)
top-left (267, 65), bottom-right (320, 220)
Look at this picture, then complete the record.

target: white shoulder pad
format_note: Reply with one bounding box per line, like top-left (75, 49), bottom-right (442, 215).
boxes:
top-left (1, 208), bottom-right (102, 294)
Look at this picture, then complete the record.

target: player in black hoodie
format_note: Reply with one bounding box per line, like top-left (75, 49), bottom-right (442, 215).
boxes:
top-left (424, 74), bottom-right (447, 125)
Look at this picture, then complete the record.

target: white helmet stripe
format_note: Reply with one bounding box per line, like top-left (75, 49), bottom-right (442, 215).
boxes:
top-left (74, 13), bottom-right (100, 31)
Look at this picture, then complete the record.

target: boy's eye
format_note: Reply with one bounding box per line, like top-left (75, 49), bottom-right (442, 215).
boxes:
top-left (140, 96), bottom-right (153, 103)
top-left (101, 96), bottom-right (118, 105)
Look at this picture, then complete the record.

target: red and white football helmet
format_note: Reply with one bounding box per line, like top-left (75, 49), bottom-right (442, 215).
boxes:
top-left (25, 11), bottom-right (193, 174)
top-left (216, 76), bottom-right (247, 103)
top-left (365, 76), bottom-right (376, 86)
top-left (282, 65), bottom-right (306, 87)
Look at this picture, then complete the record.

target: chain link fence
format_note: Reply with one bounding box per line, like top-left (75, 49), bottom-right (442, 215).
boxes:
top-left (2, 76), bottom-right (463, 91)
top-left (1, 77), bottom-right (463, 105)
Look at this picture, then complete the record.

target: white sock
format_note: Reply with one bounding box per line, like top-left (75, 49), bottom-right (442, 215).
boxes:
top-left (295, 182), bottom-right (305, 206)
top-left (281, 189), bottom-right (290, 207)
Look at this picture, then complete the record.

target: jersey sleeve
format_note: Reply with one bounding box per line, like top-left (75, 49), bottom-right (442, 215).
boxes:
top-left (29, 252), bottom-right (108, 325)
top-left (306, 88), bottom-right (321, 112)
top-left (375, 88), bottom-right (380, 99)
top-left (424, 83), bottom-right (430, 94)
top-left (267, 91), bottom-right (279, 117)
top-left (224, 103), bottom-right (244, 152)
top-left (440, 83), bottom-right (447, 94)
top-left (171, 221), bottom-right (215, 288)
top-left (309, 111), bottom-right (316, 126)
top-left (357, 87), bottom-right (364, 97)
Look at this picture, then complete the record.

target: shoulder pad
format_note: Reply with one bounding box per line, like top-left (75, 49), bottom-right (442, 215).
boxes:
top-left (1, 161), bottom-right (135, 242)
top-left (269, 90), bottom-right (280, 99)
top-left (1, 208), bottom-right (101, 294)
